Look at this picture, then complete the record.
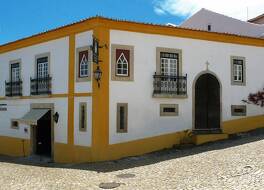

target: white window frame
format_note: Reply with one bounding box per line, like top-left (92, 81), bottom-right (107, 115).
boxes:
top-left (231, 56), bottom-right (246, 86)
top-left (116, 53), bottom-right (129, 77)
top-left (76, 46), bottom-right (91, 82)
top-left (9, 60), bottom-right (21, 82)
top-left (35, 53), bottom-right (50, 79)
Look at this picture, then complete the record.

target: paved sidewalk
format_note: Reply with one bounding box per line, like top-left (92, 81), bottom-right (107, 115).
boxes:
top-left (0, 129), bottom-right (264, 190)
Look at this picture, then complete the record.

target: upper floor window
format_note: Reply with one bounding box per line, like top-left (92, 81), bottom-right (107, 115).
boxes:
top-left (156, 47), bottom-right (182, 76)
top-left (76, 46), bottom-right (91, 82)
top-left (160, 52), bottom-right (178, 76)
top-left (37, 56), bottom-right (49, 78)
top-left (5, 59), bottom-right (23, 97)
top-left (11, 62), bottom-right (20, 82)
top-left (231, 56), bottom-right (246, 86)
top-left (111, 44), bottom-right (134, 81)
top-left (31, 53), bottom-right (51, 95)
top-left (116, 50), bottom-right (129, 76)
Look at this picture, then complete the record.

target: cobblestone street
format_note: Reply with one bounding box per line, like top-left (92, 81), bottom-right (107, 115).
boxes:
top-left (0, 129), bottom-right (264, 190)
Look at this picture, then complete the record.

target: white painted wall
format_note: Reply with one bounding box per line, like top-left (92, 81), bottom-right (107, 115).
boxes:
top-left (74, 97), bottom-right (92, 147)
top-left (109, 30), bottom-right (264, 144)
top-left (0, 37), bottom-right (69, 96)
top-left (75, 30), bottom-right (93, 93)
top-left (0, 98), bottom-right (68, 143)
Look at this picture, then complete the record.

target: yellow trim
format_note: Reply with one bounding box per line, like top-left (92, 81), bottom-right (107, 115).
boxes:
top-left (67, 34), bottom-right (75, 155)
top-left (192, 134), bottom-right (228, 145)
top-left (54, 143), bottom-right (92, 163)
top-left (223, 115), bottom-right (264, 134)
top-left (0, 136), bottom-right (30, 157)
top-left (0, 115), bottom-right (264, 163)
top-left (1, 17), bottom-right (264, 55)
top-left (91, 25), bottom-right (110, 161)
top-left (74, 92), bottom-right (92, 97)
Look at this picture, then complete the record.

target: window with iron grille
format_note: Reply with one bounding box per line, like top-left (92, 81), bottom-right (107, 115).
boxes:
top-left (117, 103), bottom-right (128, 133)
top-left (79, 102), bottom-right (87, 131)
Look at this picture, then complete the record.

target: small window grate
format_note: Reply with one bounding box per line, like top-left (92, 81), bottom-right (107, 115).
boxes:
top-left (163, 107), bottom-right (176, 113)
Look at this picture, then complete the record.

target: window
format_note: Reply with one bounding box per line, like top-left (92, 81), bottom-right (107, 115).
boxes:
top-left (79, 102), bottom-right (87, 131)
top-left (231, 105), bottom-right (246, 116)
top-left (116, 51), bottom-right (129, 76)
top-left (231, 56), bottom-right (246, 86)
top-left (11, 62), bottom-right (20, 82)
top-left (11, 120), bottom-right (19, 129)
top-left (36, 54), bottom-right (49, 78)
top-left (207, 24), bottom-right (211, 31)
top-left (111, 44), bottom-right (134, 81)
top-left (160, 52), bottom-right (178, 76)
top-left (160, 104), bottom-right (179, 116)
top-left (117, 103), bottom-right (128, 133)
top-left (76, 47), bottom-right (91, 82)
top-left (156, 47), bottom-right (182, 76)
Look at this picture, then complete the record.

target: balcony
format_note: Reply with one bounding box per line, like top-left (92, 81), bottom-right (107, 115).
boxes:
top-left (153, 73), bottom-right (187, 98)
top-left (30, 75), bottom-right (52, 95)
top-left (5, 80), bottom-right (23, 97)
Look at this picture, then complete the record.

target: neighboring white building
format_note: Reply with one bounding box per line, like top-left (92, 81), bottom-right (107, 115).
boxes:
top-left (0, 14), bottom-right (264, 163)
top-left (180, 8), bottom-right (264, 38)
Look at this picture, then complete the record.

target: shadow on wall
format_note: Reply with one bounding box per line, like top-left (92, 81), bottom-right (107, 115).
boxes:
top-left (0, 127), bottom-right (264, 173)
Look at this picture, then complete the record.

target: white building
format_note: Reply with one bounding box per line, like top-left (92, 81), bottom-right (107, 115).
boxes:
top-left (0, 14), bottom-right (264, 163)
top-left (181, 8), bottom-right (264, 38)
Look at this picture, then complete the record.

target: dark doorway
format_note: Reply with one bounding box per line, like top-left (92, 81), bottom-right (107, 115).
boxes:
top-left (195, 73), bottom-right (221, 132)
top-left (36, 110), bottom-right (51, 156)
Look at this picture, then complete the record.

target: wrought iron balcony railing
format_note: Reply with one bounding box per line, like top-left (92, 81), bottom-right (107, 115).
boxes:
top-left (30, 75), bottom-right (52, 95)
top-left (153, 73), bottom-right (187, 96)
top-left (5, 80), bottom-right (23, 97)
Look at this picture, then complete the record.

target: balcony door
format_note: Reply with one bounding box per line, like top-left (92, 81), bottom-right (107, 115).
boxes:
top-left (37, 57), bottom-right (49, 79)
top-left (194, 73), bottom-right (221, 132)
top-left (11, 63), bottom-right (20, 82)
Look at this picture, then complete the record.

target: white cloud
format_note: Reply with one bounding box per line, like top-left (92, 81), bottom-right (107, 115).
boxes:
top-left (154, 0), bottom-right (264, 21)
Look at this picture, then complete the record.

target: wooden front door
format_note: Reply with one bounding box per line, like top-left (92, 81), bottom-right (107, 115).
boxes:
top-left (195, 73), bottom-right (220, 131)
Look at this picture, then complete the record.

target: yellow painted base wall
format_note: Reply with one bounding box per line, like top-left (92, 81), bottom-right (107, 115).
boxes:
top-left (54, 143), bottom-right (92, 163)
top-left (223, 115), bottom-right (264, 134)
top-left (1, 115), bottom-right (264, 163)
top-left (0, 136), bottom-right (30, 157)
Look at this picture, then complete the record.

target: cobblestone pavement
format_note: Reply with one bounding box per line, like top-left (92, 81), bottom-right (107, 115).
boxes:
top-left (0, 129), bottom-right (264, 190)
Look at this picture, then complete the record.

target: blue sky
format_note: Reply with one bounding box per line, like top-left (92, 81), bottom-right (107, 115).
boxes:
top-left (0, 0), bottom-right (185, 45)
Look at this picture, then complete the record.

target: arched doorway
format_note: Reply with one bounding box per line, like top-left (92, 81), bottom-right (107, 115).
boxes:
top-left (194, 73), bottom-right (221, 132)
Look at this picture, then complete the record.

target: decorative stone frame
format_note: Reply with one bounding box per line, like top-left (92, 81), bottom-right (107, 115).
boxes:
top-left (192, 70), bottom-right (223, 131)
top-left (76, 46), bottom-right (92, 82)
top-left (35, 52), bottom-right (51, 78)
top-left (160, 104), bottom-right (179, 116)
top-left (111, 44), bottom-right (134, 81)
top-left (30, 103), bottom-right (54, 160)
top-left (231, 105), bottom-right (247, 116)
top-left (230, 56), bottom-right (246, 86)
top-left (156, 47), bottom-right (182, 75)
top-left (79, 102), bottom-right (87, 132)
top-left (9, 59), bottom-right (22, 82)
top-left (116, 103), bottom-right (128, 133)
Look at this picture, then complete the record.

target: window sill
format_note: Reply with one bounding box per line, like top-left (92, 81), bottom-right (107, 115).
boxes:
top-left (153, 94), bottom-right (188, 99)
top-left (5, 96), bottom-right (23, 100)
